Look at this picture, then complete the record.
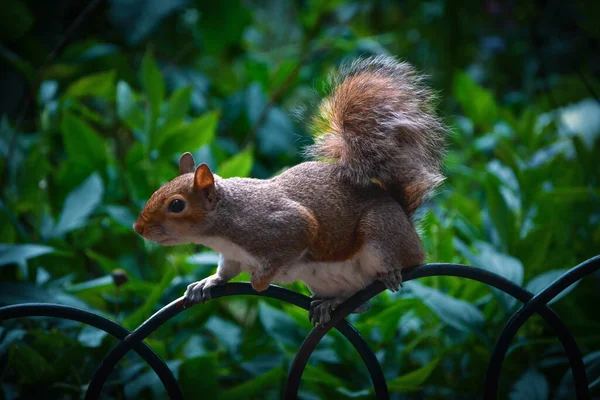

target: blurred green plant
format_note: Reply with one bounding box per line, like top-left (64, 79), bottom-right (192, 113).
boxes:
top-left (0, 0), bottom-right (599, 399)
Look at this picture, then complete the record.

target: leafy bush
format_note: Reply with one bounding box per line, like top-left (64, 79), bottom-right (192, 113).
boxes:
top-left (0, 0), bottom-right (599, 399)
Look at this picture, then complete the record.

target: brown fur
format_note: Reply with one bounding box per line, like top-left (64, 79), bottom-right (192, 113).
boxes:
top-left (307, 55), bottom-right (447, 216)
top-left (134, 56), bottom-right (447, 324)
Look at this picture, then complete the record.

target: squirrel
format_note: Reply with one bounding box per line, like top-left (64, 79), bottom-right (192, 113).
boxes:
top-left (133, 55), bottom-right (447, 325)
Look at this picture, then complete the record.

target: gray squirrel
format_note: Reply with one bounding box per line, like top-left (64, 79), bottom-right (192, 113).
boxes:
top-left (133, 55), bottom-right (447, 325)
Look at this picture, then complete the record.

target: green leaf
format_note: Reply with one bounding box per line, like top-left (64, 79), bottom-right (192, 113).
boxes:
top-left (526, 269), bottom-right (580, 305)
top-left (156, 111), bottom-right (218, 155)
top-left (0, 329), bottom-right (26, 355)
top-left (65, 70), bottom-right (116, 99)
top-left (165, 86), bottom-right (192, 124)
top-left (0, 244), bottom-right (53, 268)
top-left (141, 48), bottom-right (165, 119)
top-left (205, 316), bottom-right (242, 354)
top-left (336, 388), bottom-right (372, 398)
top-left (455, 240), bottom-right (524, 310)
top-left (53, 173), bottom-right (104, 237)
top-left (246, 83), bottom-right (267, 124)
top-left (66, 274), bottom-right (116, 310)
top-left (125, 360), bottom-right (182, 398)
top-left (408, 282), bottom-right (484, 333)
top-left (60, 113), bottom-right (108, 173)
top-left (585, 351), bottom-right (600, 391)
top-left (104, 205), bottom-right (136, 229)
top-left (77, 325), bottom-right (108, 348)
top-left (257, 301), bottom-right (303, 347)
top-left (557, 350), bottom-right (600, 397)
top-left (453, 72), bottom-right (498, 128)
top-left (473, 242), bottom-right (524, 285)
top-left (68, 101), bottom-right (104, 124)
top-left (67, 275), bottom-right (113, 293)
top-left (9, 344), bottom-right (53, 384)
top-left (359, 299), bottom-right (423, 342)
top-left (222, 366), bottom-right (284, 400)
top-left (122, 265), bottom-right (175, 330)
top-left (86, 251), bottom-right (127, 275)
top-left (179, 353), bottom-right (219, 399)
top-left (108, 0), bottom-right (187, 45)
top-left (388, 359), bottom-right (439, 392)
top-left (217, 146), bottom-right (254, 178)
top-left (39, 80), bottom-right (58, 105)
top-left (0, 282), bottom-right (90, 309)
top-left (117, 81), bottom-right (145, 132)
top-left (257, 107), bottom-right (296, 156)
top-left (557, 98), bottom-right (600, 149)
top-left (303, 364), bottom-right (346, 388)
top-left (485, 175), bottom-right (517, 252)
top-left (509, 368), bottom-right (548, 400)
top-left (573, 135), bottom-right (592, 176)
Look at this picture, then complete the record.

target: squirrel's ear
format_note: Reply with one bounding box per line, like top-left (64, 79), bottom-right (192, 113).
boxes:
top-left (193, 164), bottom-right (216, 208)
top-left (179, 152), bottom-right (195, 175)
top-left (193, 163), bottom-right (215, 190)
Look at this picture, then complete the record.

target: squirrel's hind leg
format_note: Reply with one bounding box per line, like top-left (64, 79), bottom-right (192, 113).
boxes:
top-left (358, 201), bottom-right (425, 293)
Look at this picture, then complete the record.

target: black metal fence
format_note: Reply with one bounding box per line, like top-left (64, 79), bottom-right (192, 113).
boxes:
top-left (1, 255), bottom-right (599, 399)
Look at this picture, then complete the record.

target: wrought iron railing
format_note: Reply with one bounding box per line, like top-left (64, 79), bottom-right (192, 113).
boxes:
top-left (1, 255), bottom-right (598, 399)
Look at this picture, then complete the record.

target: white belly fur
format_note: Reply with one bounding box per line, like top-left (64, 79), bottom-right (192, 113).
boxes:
top-left (199, 236), bottom-right (260, 268)
top-left (273, 258), bottom-right (371, 298)
top-left (276, 244), bottom-right (386, 297)
top-left (199, 237), bottom-right (384, 298)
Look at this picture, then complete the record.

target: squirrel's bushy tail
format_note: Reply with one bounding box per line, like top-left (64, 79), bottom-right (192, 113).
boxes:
top-left (307, 55), bottom-right (447, 217)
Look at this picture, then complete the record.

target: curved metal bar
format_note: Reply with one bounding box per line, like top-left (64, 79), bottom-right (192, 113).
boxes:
top-left (85, 283), bottom-right (388, 400)
top-left (4, 258), bottom-right (596, 400)
top-left (284, 263), bottom-right (591, 399)
top-left (485, 255), bottom-right (600, 400)
top-left (0, 303), bottom-right (183, 400)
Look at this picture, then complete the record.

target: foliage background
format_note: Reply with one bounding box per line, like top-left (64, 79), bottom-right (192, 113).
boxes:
top-left (1, 0), bottom-right (599, 399)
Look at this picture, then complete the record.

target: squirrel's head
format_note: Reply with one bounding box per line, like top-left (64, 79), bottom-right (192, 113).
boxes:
top-left (133, 152), bottom-right (218, 246)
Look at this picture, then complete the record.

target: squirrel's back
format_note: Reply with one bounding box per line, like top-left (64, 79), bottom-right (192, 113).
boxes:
top-left (306, 55), bottom-right (447, 217)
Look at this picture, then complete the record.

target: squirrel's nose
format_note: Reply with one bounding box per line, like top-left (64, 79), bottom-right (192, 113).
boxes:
top-left (133, 221), bottom-right (144, 235)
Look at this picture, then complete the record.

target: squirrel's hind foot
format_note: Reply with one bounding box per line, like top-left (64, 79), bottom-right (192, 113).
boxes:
top-left (308, 298), bottom-right (371, 326)
top-left (377, 270), bottom-right (403, 293)
top-left (182, 275), bottom-right (225, 308)
top-left (309, 298), bottom-right (342, 326)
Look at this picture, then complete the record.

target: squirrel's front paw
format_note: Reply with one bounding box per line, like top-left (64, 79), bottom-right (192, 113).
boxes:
top-left (183, 276), bottom-right (225, 308)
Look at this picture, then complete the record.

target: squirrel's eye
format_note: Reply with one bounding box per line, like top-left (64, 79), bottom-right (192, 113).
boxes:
top-left (168, 199), bottom-right (185, 213)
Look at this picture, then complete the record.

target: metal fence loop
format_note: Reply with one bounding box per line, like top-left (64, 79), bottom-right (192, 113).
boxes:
top-left (284, 262), bottom-right (595, 399)
top-left (85, 283), bottom-right (387, 399)
top-left (0, 303), bottom-right (183, 400)
top-left (484, 255), bottom-right (600, 400)
top-left (1, 256), bottom-right (598, 399)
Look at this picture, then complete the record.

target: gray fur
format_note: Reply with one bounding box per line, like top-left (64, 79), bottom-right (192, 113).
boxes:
top-left (183, 162), bottom-right (424, 325)
top-left (136, 57), bottom-right (447, 325)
